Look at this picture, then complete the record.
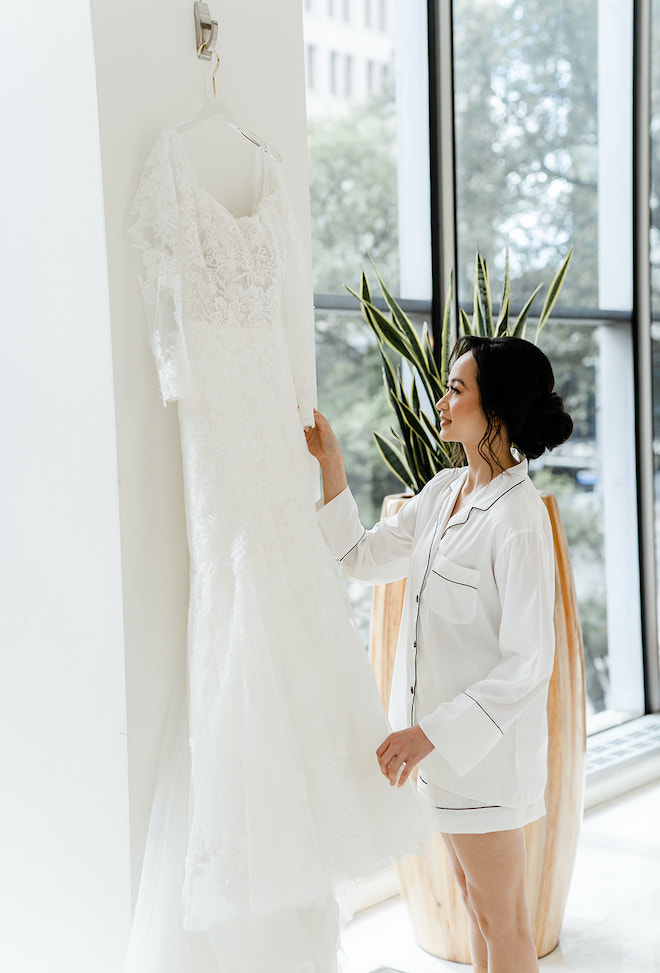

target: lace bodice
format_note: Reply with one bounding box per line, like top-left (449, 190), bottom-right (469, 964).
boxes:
top-left (130, 128), bottom-right (316, 423)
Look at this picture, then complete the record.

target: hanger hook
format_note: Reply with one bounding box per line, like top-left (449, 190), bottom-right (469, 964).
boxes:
top-left (211, 50), bottom-right (220, 99)
top-left (194, 2), bottom-right (218, 61)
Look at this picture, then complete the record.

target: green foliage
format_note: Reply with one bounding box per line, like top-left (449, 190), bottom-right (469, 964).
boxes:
top-left (307, 86), bottom-right (399, 294)
top-left (452, 0), bottom-right (597, 307)
top-left (350, 248), bottom-right (572, 494)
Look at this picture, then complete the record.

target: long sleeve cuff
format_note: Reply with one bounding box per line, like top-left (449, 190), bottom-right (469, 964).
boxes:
top-left (316, 486), bottom-right (365, 561)
top-left (418, 693), bottom-right (504, 779)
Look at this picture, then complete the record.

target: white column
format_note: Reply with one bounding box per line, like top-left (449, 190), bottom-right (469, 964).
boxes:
top-left (395, 0), bottom-right (432, 301)
top-left (597, 0), bottom-right (644, 715)
top-left (0, 2), bottom-right (131, 971)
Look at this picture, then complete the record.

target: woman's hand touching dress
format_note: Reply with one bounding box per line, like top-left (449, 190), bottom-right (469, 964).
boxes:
top-left (377, 725), bottom-right (435, 787)
top-left (305, 409), bottom-right (348, 503)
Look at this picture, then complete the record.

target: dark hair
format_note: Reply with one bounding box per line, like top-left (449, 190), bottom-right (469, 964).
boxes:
top-left (449, 334), bottom-right (573, 469)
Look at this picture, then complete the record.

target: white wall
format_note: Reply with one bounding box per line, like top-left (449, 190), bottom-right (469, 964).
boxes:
top-left (0, 2), bottom-right (130, 971)
top-left (88, 0), bottom-right (313, 903)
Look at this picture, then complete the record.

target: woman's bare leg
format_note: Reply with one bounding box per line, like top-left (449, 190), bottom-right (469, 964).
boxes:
top-left (445, 829), bottom-right (538, 973)
top-left (441, 834), bottom-right (488, 971)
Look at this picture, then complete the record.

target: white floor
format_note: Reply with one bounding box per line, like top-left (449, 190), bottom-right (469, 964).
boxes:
top-left (339, 779), bottom-right (660, 973)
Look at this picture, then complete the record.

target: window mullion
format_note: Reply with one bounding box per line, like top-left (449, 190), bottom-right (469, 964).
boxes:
top-left (428, 0), bottom-right (458, 350)
top-left (633, 0), bottom-right (659, 712)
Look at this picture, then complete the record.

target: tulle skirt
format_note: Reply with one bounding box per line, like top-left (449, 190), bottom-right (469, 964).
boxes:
top-left (124, 504), bottom-right (427, 971)
top-left (124, 666), bottom-right (343, 973)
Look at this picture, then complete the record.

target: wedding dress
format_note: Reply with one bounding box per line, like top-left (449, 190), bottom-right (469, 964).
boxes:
top-left (126, 126), bottom-right (424, 972)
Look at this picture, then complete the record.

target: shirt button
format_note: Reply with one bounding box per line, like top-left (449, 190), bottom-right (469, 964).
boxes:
top-left (413, 641), bottom-right (417, 648)
top-left (416, 595), bottom-right (419, 602)
top-left (410, 686), bottom-right (414, 695)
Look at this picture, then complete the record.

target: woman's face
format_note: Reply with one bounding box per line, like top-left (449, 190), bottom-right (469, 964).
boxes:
top-left (435, 351), bottom-right (488, 450)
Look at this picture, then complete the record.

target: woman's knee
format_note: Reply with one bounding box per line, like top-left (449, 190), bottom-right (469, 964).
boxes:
top-left (464, 882), bottom-right (530, 943)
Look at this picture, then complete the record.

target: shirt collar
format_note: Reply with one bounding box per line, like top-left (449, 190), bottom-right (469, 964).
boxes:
top-left (447, 449), bottom-right (529, 517)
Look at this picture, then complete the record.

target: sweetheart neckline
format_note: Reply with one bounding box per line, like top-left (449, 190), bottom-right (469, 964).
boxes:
top-left (165, 128), bottom-right (280, 226)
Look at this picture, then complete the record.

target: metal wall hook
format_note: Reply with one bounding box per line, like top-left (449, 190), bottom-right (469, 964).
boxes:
top-left (194, 2), bottom-right (218, 61)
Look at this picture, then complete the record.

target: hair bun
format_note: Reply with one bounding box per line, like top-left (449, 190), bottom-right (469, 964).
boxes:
top-left (517, 391), bottom-right (573, 459)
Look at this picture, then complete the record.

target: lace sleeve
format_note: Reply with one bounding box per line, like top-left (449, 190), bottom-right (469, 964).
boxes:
top-left (272, 161), bottom-right (317, 428)
top-left (129, 135), bottom-right (192, 405)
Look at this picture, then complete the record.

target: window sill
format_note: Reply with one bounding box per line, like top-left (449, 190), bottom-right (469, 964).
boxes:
top-left (584, 713), bottom-right (660, 809)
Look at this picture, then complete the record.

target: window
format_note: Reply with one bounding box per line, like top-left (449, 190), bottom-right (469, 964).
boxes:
top-left (304, 0), bottom-right (430, 634)
top-left (304, 0), bottom-right (654, 732)
top-left (343, 0), bottom-right (351, 21)
top-left (451, 0), bottom-right (642, 731)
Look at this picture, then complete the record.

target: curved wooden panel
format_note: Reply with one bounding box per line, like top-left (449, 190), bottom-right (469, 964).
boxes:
top-left (368, 494), bottom-right (410, 708)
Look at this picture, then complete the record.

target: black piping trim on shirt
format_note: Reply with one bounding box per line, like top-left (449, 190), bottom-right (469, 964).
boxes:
top-left (463, 692), bottom-right (504, 735)
top-left (440, 479), bottom-right (525, 541)
top-left (338, 528), bottom-right (367, 562)
top-left (417, 778), bottom-right (502, 811)
top-left (433, 804), bottom-right (503, 811)
top-left (411, 518), bottom-right (442, 724)
top-left (431, 569), bottom-right (478, 590)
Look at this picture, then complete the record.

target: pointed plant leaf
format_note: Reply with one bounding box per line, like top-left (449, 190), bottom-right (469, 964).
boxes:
top-left (459, 307), bottom-right (473, 337)
top-left (422, 321), bottom-right (435, 371)
top-left (373, 432), bottom-right (416, 493)
top-left (407, 431), bottom-right (432, 490)
top-left (512, 284), bottom-right (543, 338)
top-left (379, 348), bottom-right (399, 398)
top-left (536, 247), bottom-right (573, 340)
top-left (411, 375), bottom-right (420, 415)
top-left (440, 272), bottom-right (454, 389)
top-left (349, 290), bottom-right (416, 361)
top-left (496, 295), bottom-right (510, 336)
top-left (477, 254), bottom-right (493, 336)
top-left (371, 264), bottom-right (443, 402)
top-left (360, 271), bottom-right (372, 305)
top-left (419, 408), bottom-right (444, 447)
top-left (399, 397), bottom-right (436, 445)
top-left (496, 242), bottom-right (511, 333)
top-left (472, 255), bottom-right (484, 336)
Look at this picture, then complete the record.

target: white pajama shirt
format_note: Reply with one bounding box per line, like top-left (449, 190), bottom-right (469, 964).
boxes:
top-left (317, 455), bottom-right (556, 833)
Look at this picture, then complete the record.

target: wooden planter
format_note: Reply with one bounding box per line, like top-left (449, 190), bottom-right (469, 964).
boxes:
top-left (368, 493), bottom-right (586, 963)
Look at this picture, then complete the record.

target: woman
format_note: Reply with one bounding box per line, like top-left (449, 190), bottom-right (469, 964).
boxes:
top-left (305, 335), bottom-right (573, 973)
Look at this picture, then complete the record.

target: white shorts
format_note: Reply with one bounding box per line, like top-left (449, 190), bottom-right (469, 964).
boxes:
top-left (417, 776), bottom-right (546, 834)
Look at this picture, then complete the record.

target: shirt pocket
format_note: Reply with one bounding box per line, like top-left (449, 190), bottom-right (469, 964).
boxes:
top-left (426, 554), bottom-right (480, 625)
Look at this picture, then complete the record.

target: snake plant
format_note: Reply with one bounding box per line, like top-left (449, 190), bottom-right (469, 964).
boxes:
top-left (346, 247), bottom-right (572, 494)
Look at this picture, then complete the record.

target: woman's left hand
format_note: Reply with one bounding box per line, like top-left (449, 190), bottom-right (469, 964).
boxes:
top-left (376, 725), bottom-right (435, 787)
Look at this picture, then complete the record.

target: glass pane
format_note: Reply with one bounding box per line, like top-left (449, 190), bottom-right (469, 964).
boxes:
top-left (452, 0), bottom-right (599, 308)
top-left (453, 0), bottom-right (642, 731)
top-left (303, 0), bottom-right (432, 299)
top-left (315, 309), bottom-right (404, 637)
top-left (530, 323), bottom-right (606, 727)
